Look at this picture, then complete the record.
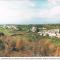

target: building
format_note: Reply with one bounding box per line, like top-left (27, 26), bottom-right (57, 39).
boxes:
top-left (31, 26), bottom-right (37, 32)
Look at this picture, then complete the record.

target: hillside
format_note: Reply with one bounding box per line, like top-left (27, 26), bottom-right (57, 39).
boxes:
top-left (0, 24), bottom-right (60, 56)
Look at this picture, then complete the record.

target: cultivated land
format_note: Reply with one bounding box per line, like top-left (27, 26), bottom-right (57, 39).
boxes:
top-left (0, 24), bottom-right (60, 57)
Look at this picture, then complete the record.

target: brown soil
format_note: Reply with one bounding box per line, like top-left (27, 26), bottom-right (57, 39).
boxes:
top-left (0, 36), bottom-right (60, 57)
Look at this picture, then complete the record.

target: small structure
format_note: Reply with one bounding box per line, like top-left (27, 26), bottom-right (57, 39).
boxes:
top-left (5, 25), bottom-right (18, 30)
top-left (31, 26), bottom-right (37, 32)
top-left (38, 28), bottom-right (60, 38)
top-left (48, 33), bottom-right (56, 37)
top-left (38, 32), bottom-right (43, 36)
top-left (56, 33), bottom-right (60, 38)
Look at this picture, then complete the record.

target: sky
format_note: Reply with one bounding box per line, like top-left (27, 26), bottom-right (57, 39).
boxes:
top-left (0, 0), bottom-right (60, 24)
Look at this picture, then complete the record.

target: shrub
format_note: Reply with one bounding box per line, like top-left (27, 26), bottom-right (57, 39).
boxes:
top-left (0, 39), bottom-right (4, 50)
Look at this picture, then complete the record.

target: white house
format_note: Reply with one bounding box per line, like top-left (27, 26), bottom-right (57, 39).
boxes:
top-left (48, 33), bottom-right (56, 37)
top-left (37, 28), bottom-right (60, 38)
top-left (38, 32), bottom-right (43, 36)
top-left (56, 33), bottom-right (60, 38)
top-left (31, 26), bottom-right (37, 32)
top-left (48, 29), bottom-right (60, 33)
top-left (6, 25), bottom-right (17, 29)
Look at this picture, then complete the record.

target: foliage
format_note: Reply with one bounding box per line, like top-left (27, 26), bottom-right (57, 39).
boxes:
top-left (0, 40), bottom-right (4, 50)
top-left (49, 37), bottom-right (60, 46)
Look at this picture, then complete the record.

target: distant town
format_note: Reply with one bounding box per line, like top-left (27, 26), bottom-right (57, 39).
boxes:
top-left (0, 25), bottom-right (60, 38)
top-left (31, 26), bottom-right (60, 38)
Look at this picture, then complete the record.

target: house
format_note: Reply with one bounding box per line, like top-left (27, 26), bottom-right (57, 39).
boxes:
top-left (48, 33), bottom-right (56, 37)
top-left (38, 28), bottom-right (60, 38)
top-left (31, 26), bottom-right (37, 32)
top-left (43, 32), bottom-right (48, 36)
top-left (5, 25), bottom-right (18, 30)
top-left (48, 29), bottom-right (60, 33)
top-left (42, 27), bottom-right (47, 30)
top-left (56, 33), bottom-right (60, 38)
top-left (38, 32), bottom-right (43, 36)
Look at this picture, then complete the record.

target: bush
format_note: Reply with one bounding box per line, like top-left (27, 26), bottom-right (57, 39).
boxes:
top-left (0, 40), bottom-right (4, 50)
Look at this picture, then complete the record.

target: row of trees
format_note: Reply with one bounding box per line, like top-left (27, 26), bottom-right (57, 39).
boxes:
top-left (16, 24), bottom-right (60, 32)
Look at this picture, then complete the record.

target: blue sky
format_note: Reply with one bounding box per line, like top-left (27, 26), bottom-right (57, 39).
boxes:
top-left (0, 0), bottom-right (60, 24)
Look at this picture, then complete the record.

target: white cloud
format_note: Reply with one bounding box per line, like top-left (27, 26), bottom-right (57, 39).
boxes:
top-left (47, 0), bottom-right (60, 9)
top-left (48, 0), bottom-right (60, 6)
top-left (0, 1), bottom-right (36, 24)
top-left (0, 0), bottom-right (60, 24)
top-left (37, 0), bottom-right (60, 19)
top-left (38, 6), bottom-right (60, 18)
